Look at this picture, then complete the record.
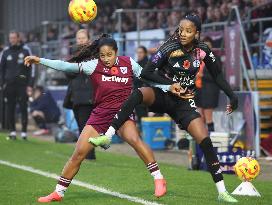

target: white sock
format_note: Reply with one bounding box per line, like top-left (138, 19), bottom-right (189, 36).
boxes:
top-left (216, 180), bottom-right (227, 194)
top-left (10, 131), bottom-right (16, 136)
top-left (55, 184), bottom-right (67, 197)
top-left (151, 170), bottom-right (164, 180)
top-left (105, 126), bottom-right (116, 141)
top-left (21, 132), bottom-right (27, 138)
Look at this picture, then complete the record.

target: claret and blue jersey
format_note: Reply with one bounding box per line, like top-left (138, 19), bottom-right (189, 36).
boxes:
top-left (40, 56), bottom-right (170, 109)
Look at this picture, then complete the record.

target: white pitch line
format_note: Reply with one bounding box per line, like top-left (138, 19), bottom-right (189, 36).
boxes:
top-left (0, 160), bottom-right (164, 205)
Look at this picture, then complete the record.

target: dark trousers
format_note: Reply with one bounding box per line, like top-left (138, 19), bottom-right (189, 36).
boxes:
top-left (73, 105), bottom-right (95, 159)
top-left (5, 84), bottom-right (28, 132)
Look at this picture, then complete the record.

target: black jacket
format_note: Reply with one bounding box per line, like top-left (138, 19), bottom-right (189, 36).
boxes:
top-left (63, 73), bottom-right (93, 109)
top-left (0, 44), bottom-right (35, 87)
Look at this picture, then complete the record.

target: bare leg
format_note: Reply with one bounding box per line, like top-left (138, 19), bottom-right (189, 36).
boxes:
top-left (118, 120), bottom-right (167, 197)
top-left (61, 125), bottom-right (98, 179)
top-left (197, 107), bottom-right (205, 123)
top-left (186, 117), bottom-right (226, 194)
top-left (118, 120), bottom-right (155, 165)
top-left (38, 125), bottom-right (99, 202)
top-left (203, 108), bottom-right (213, 124)
top-left (187, 117), bottom-right (208, 144)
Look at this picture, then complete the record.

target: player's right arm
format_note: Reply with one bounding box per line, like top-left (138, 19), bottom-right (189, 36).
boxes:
top-left (24, 56), bottom-right (98, 75)
top-left (140, 48), bottom-right (175, 85)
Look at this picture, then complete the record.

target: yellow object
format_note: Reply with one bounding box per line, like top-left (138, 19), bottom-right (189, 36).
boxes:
top-left (233, 140), bottom-right (245, 149)
top-left (68, 0), bottom-right (97, 24)
top-left (234, 157), bottom-right (260, 182)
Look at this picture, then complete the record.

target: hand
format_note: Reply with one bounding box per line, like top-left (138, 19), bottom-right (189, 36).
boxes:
top-left (226, 96), bottom-right (238, 115)
top-left (169, 83), bottom-right (182, 96)
top-left (24, 56), bottom-right (40, 67)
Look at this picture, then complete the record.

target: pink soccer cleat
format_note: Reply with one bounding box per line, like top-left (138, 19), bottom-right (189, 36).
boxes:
top-left (154, 178), bottom-right (167, 198)
top-left (37, 191), bottom-right (62, 203)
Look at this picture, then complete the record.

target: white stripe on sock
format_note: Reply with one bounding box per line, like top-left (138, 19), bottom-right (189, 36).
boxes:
top-left (59, 177), bottom-right (71, 183)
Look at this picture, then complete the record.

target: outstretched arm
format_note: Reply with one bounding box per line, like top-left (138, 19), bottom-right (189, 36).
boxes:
top-left (24, 56), bottom-right (98, 75)
top-left (203, 49), bottom-right (238, 114)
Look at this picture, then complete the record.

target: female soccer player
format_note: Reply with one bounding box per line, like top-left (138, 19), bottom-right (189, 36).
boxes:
top-left (24, 34), bottom-right (169, 203)
top-left (91, 14), bottom-right (238, 203)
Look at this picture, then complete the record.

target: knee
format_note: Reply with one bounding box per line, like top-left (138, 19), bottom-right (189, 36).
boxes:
top-left (31, 111), bottom-right (38, 117)
top-left (32, 111), bottom-right (44, 118)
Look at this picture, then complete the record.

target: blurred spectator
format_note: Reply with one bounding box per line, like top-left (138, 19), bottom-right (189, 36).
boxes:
top-left (26, 32), bottom-right (40, 43)
top-left (220, 2), bottom-right (230, 21)
top-left (30, 86), bottom-right (60, 136)
top-left (195, 37), bottom-right (220, 132)
top-left (47, 27), bottom-right (58, 41)
top-left (204, 0), bottom-right (214, 7)
top-left (61, 25), bottom-right (76, 40)
top-left (134, 46), bottom-right (149, 131)
top-left (213, 7), bottom-right (223, 22)
top-left (156, 12), bottom-right (168, 29)
top-left (0, 31), bottom-right (35, 140)
top-left (171, 0), bottom-right (187, 9)
top-left (204, 6), bottom-right (214, 24)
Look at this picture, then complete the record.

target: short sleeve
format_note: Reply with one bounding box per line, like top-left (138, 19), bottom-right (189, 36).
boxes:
top-left (129, 57), bottom-right (142, 78)
top-left (79, 59), bottom-right (98, 75)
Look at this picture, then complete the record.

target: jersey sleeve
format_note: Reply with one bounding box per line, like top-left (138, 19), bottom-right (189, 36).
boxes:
top-left (130, 57), bottom-right (142, 78)
top-left (149, 83), bottom-right (171, 92)
top-left (202, 45), bottom-right (236, 99)
top-left (39, 58), bottom-right (98, 75)
top-left (140, 48), bottom-right (174, 84)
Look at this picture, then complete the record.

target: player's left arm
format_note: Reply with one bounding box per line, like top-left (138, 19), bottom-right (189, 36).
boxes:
top-left (203, 47), bottom-right (238, 113)
top-left (130, 57), bottom-right (171, 92)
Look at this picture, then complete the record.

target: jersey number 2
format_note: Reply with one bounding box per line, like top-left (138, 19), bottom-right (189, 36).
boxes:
top-left (189, 99), bottom-right (196, 108)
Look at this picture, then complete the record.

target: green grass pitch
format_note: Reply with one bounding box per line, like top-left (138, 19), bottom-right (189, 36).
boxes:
top-left (0, 134), bottom-right (271, 205)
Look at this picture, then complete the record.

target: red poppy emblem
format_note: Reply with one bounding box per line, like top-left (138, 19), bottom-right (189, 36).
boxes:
top-left (183, 60), bottom-right (191, 69)
top-left (111, 67), bottom-right (119, 75)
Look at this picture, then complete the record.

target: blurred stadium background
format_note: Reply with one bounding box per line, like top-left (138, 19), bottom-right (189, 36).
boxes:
top-left (0, 0), bottom-right (272, 204)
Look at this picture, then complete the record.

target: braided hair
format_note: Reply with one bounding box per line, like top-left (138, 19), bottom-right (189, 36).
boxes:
top-left (68, 33), bottom-right (117, 63)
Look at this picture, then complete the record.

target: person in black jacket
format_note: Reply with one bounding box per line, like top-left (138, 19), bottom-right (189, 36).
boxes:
top-left (30, 86), bottom-right (60, 135)
top-left (63, 29), bottom-right (96, 160)
top-left (0, 31), bottom-right (35, 140)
